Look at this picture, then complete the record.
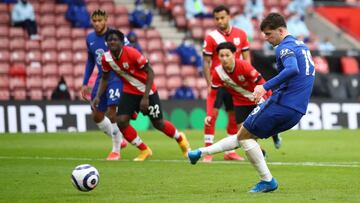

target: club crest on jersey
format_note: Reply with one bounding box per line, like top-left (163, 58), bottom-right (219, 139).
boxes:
top-left (122, 62), bottom-right (129, 69)
top-left (238, 75), bottom-right (245, 82)
top-left (233, 38), bottom-right (240, 45)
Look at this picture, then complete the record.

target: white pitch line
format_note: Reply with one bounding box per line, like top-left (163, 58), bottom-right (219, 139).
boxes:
top-left (0, 156), bottom-right (359, 168)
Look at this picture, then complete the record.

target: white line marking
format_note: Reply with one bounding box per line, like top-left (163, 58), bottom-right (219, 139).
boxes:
top-left (0, 156), bottom-right (359, 168)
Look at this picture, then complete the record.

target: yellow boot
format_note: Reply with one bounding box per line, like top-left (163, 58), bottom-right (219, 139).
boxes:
top-left (133, 147), bottom-right (153, 161)
top-left (178, 132), bottom-right (191, 158)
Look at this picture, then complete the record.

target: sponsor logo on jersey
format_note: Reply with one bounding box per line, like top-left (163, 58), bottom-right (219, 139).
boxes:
top-left (122, 62), bottom-right (129, 69)
top-left (233, 38), bottom-right (240, 45)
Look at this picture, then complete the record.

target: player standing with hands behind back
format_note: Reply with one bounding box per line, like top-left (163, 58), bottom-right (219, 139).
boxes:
top-left (92, 30), bottom-right (191, 161)
top-left (188, 13), bottom-right (315, 193)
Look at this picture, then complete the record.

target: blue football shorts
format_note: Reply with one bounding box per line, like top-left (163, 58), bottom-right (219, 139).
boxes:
top-left (91, 80), bottom-right (122, 112)
top-left (243, 100), bottom-right (303, 139)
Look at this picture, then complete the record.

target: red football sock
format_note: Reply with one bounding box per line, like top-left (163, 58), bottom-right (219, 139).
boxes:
top-left (227, 112), bottom-right (238, 135)
top-left (204, 111), bottom-right (218, 135)
top-left (120, 125), bottom-right (147, 150)
top-left (162, 120), bottom-right (183, 142)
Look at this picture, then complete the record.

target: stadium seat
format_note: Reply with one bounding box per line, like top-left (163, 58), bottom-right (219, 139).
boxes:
top-left (26, 62), bottom-right (42, 76)
top-left (25, 40), bottom-right (40, 50)
top-left (28, 88), bottom-right (43, 100)
top-left (166, 76), bottom-right (182, 90)
top-left (9, 28), bottom-right (25, 38)
top-left (191, 27), bottom-right (204, 40)
top-left (152, 64), bottom-right (166, 75)
top-left (0, 62), bottom-right (9, 76)
top-left (202, 18), bottom-right (216, 29)
top-left (86, 2), bottom-right (100, 14)
top-left (12, 88), bottom-right (27, 100)
top-left (74, 64), bottom-right (85, 77)
top-left (157, 88), bottom-right (169, 100)
top-left (163, 40), bottom-right (177, 52)
top-left (41, 38), bottom-right (57, 51)
top-left (138, 38), bottom-right (147, 51)
top-left (40, 3), bottom-right (55, 14)
top-left (42, 63), bottom-right (58, 77)
top-left (155, 75), bottom-right (167, 88)
top-left (55, 15), bottom-right (70, 27)
top-left (0, 50), bottom-right (10, 62)
top-left (340, 56), bottom-right (359, 75)
top-left (0, 76), bottom-right (9, 88)
top-left (313, 56), bottom-right (330, 74)
top-left (181, 65), bottom-right (198, 77)
top-left (146, 29), bottom-right (161, 40)
top-left (133, 29), bottom-right (146, 39)
top-left (326, 73), bottom-right (348, 99)
top-left (148, 52), bottom-right (164, 64)
top-left (9, 63), bottom-right (26, 77)
top-left (312, 73), bottom-right (329, 98)
top-left (165, 53), bottom-right (180, 64)
top-left (9, 38), bottom-right (26, 51)
top-left (72, 39), bottom-right (87, 51)
top-left (26, 76), bottom-right (43, 89)
top-left (100, 2), bottom-right (114, 14)
top-left (26, 50), bottom-right (42, 63)
top-left (71, 28), bottom-right (86, 39)
top-left (346, 74), bottom-right (360, 99)
top-left (171, 5), bottom-right (185, 17)
top-left (0, 26), bottom-right (9, 37)
top-left (0, 38), bottom-right (9, 49)
top-left (0, 88), bottom-right (10, 100)
top-left (57, 39), bottom-right (73, 51)
top-left (39, 14), bottom-right (56, 27)
top-left (199, 88), bottom-right (208, 99)
top-left (42, 76), bottom-right (59, 91)
top-left (196, 77), bottom-right (208, 90)
top-left (10, 50), bottom-right (26, 63)
top-left (64, 76), bottom-right (75, 90)
top-left (58, 63), bottom-right (74, 77)
top-left (0, 4), bottom-right (7, 13)
top-left (42, 51), bottom-right (58, 64)
top-left (56, 27), bottom-right (72, 39)
top-left (114, 5), bottom-right (128, 15)
top-left (73, 51), bottom-right (87, 64)
top-left (175, 16), bottom-right (187, 29)
top-left (74, 76), bottom-right (83, 90)
top-left (147, 39), bottom-right (163, 52)
top-left (55, 4), bottom-right (68, 15)
top-left (165, 64), bottom-right (181, 76)
top-left (57, 51), bottom-right (73, 64)
top-left (40, 27), bottom-right (57, 39)
top-left (9, 76), bottom-right (26, 90)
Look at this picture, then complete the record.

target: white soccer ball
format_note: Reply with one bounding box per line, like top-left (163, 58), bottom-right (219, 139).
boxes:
top-left (71, 164), bottom-right (99, 192)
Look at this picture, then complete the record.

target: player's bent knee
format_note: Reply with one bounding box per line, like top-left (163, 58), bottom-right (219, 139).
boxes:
top-left (152, 119), bottom-right (164, 130)
top-left (92, 111), bottom-right (105, 123)
top-left (238, 139), bottom-right (258, 151)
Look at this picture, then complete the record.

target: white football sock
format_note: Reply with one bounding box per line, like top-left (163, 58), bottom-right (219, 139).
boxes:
top-left (96, 116), bottom-right (113, 138)
top-left (204, 134), bottom-right (214, 145)
top-left (111, 123), bottom-right (123, 153)
top-left (224, 134), bottom-right (237, 154)
top-left (239, 139), bottom-right (272, 181)
top-left (200, 135), bottom-right (239, 156)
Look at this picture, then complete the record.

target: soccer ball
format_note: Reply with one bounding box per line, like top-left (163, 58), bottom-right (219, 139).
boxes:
top-left (71, 164), bottom-right (99, 192)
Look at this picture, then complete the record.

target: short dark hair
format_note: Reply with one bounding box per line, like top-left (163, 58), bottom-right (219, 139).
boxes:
top-left (213, 5), bottom-right (230, 15)
top-left (105, 29), bottom-right (124, 43)
top-left (216, 42), bottom-right (236, 53)
top-left (91, 9), bottom-right (107, 18)
top-left (260, 13), bottom-right (287, 31)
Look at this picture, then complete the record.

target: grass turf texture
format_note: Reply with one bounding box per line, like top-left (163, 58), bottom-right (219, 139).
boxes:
top-left (0, 130), bottom-right (359, 203)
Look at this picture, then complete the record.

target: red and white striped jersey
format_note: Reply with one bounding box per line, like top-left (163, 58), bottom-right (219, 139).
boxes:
top-left (211, 59), bottom-right (271, 106)
top-left (203, 27), bottom-right (250, 75)
top-left (101, 46), bottom-right (157, 95)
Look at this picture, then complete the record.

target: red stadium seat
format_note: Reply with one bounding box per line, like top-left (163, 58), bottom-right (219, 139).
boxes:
top-left (165, 53), bottom-right (180, 64)
top-left (9, 28), bottom-right (25, 38)
top-left (10, 51), bottom-right (26, 63)
top-left (163, 40), bottom-right (177, 52)
top-left (55, 4), bottom-right (68, 15)
top-left (148, 52), bottom-right (164, 64)
top-left (0, 88), bottom-right (10, 100)
top-left (27, 62), bottom-right (42, 76)
top-left (12, 88), bottom-right (27, 100)
top-left (171, 5), bottom-right (185, 17)
top-left (100, 2), bottom-right (114, 14)
top-left (0, 38), bottom-right (9, 49)
top-left (42, 63), bottom-right (58, 77)
top-left (41, 38), bottom-right (57, 51)
top-left (42, 51), bottom-right (58, 64)
top-left (0, 62), bottom-right (9, 75)
top-left (114, 5), bottom-right (128, 15)
top-left (166, 75), bottom-right (182, 90)
top-left (313, 56), bottom-right (329, 74)
top-left (74, 64), bottom-right (85, 77)
top-left (28, 88), bottom-right (43, 100)
top-left (191, 27), bottom-right (204, 40)
top-left (0, 50), bottom-right (10, 62)
top-left (9, 63), bottom-right (26, 77)
top-left (55, 15), bottom-right (70, 27)
top-left (58, 63), bottom-right (74, 77)
top-left (42, 76), bottom-right (59, 91)
top-left (155, 75), bottom-right (167, 88)
top-left (9, 76), bottom-right (26, 90)
top-left (146, 29), bottom-right (161, 40)
top-left (25, 40), bottom-right (40, 50)
top-left (0, 4), bottom-right (7, 13)
top-left (0, 76), bottom-right (9, 88)
top-left (39, 14), bottom-right (56, 27)
top-left (73, 51), bottom-right (87, 64)
top-left (40, 27), bottom-right (57, 39)
top-left (9, 38), bottom-right (26, 51)
top-left (63, 75), bottom-right (75, 89)
top-left (57, 39), bottom-right (73, 51)
top-left (152, 64), bottom-right (166, 75)
top-left (26, 50), bottom-right (42, 63)
top-left (165, 64), bottom-right (181, 76)
top-left (181, 65), bottom-right (198, 76)
top-left (157, 88), bottom-right (169, 100)
top-left (57, 51), bottom-right (73, 64)
top-left (202, 19), bottom-right (216, 29)
top-left (199, 88), bottom-right (208, 99)
top-left (56, 27), bottom-right (72, 39)
top-left (40, 3), bottom-right (55, 14)
top-left (71, 28), bottom-right (86, 39)
top-left (72, 39), bottom-right (87, 51)
top-left (0, 26), bottom-right (9, 37)
top-left (133, 28), bottom-right (146, 39)
top-left (114, 15), bottom-right (130, 28)
top-left (86, 2), bottom-right (100, 14)
top-left (147, 39), bottom-right (163, 52)
top-left (341, 56), bottom-right (359, 75)
top-left (196, 77), bottom-right (208, 89)
top-left (74, 76), bottom-right (83, 90)
top-left (26, 76), bottom-right (43, 89)
top-left (175, 16), bottom-right (187, 29)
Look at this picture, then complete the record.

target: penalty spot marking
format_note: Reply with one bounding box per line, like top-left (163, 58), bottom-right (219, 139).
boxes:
top-left (0, 156), bottom-right (359, 168)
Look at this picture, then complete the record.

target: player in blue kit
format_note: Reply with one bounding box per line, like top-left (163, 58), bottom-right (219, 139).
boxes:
top-left (81, 9), bottom-right (145, 160)
top-left (188, 13), bottom-right (315, 193)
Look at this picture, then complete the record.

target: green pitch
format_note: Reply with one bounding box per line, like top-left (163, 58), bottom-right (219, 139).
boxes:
top-left (0, 130), bottom-right (359, 203)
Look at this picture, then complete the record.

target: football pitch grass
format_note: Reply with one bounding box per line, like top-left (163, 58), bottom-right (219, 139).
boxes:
top-left (0, 130), bottom-right (359, 203)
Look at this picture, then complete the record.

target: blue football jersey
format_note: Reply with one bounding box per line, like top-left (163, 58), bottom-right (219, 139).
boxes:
top-left (270, 35), bottom-right (315, 114)
top-left (83, 28), bottom-right (128, 87)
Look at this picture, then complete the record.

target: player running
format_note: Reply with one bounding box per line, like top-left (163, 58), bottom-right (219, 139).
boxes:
top-left (188, 13), bottom-right (315, 193)
top-left (81, 9), bottom-right (147, 161)
top-left (92, 30), bottom-right (191, 161)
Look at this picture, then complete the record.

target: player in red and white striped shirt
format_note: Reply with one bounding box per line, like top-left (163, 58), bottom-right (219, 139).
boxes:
top-left (202, 5), bottom-right (251, 162)
top-left (92, 30), bottom-right (190, 161)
